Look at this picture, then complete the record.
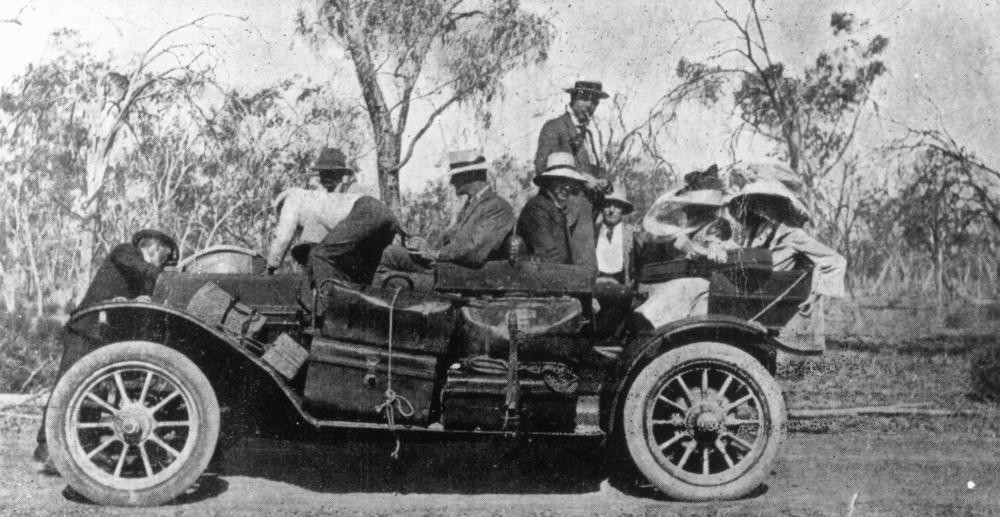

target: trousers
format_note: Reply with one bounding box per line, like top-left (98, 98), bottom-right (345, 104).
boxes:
top-left (309, 196), bottom-right (400, 286)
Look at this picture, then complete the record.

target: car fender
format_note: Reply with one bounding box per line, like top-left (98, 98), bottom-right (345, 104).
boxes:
top-left (603, 314), bottom-right (813, 435)
top-left (66, 301), bottom-right (314, 435)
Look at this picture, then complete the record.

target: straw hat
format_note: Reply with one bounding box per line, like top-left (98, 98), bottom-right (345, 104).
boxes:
top-left (727, 177), bottom-right (810, 224)
top-left (563, 80), bottom-right (609, 100)
top-left (447, 149), bottom-right (488, 177)
top-left (533, 152), bottom-right (589, 186)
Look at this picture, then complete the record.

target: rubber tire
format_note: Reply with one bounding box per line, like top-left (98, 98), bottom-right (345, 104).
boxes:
top-left (46, 340), bottom-right (220, 506)
top-left (621, 342), bottom-right (786, 501)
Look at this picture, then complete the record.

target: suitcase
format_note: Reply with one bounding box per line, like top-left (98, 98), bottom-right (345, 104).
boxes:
top-left (320, 283), bottom-right (455, 355)
top-left (440, 371), bottom-right (577, 432)
top-left (303, 337), bottom-right (439, 425)
top-left (184, 281), bottom-right (267, 336)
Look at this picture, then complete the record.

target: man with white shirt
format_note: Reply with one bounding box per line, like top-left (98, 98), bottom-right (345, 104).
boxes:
top-left (266, 147), bottom-right (401, 285)
top-left (595, 184), bottom-right (635, 284)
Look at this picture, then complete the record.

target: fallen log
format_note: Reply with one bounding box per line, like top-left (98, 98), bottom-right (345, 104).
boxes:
top-left (789, 404), bottom-right (987, 419)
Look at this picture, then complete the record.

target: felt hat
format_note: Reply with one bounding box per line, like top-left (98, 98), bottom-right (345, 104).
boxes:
top-left (310, 147), bottom-right (355, 174)
top-left (447, 149), bottom-right (488, 176)
top-left (533, 152), bottom-right (589, 186)
top-left (564, 80), bottom-right (609, 100)
top-left (131, 229), bottom-right (179, 265)
top-left (602, 182), bottom-right (634, 214)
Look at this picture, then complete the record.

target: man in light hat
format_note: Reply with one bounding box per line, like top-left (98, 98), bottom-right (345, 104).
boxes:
top-left (595, 183), bottom-right (636, 284)
top-left (534, 80), bottom-right (613, 275)
top-left (35, 228), bottom-right (178, 470)
top-left (266, 147), bottom-right (402, 286)
top-left (380, 149), bottom-right (515, 271)
top-left (516, 151), bottom-right (592, 266)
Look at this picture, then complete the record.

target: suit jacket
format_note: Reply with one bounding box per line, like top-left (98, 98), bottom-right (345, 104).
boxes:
top-left (436, 188), bottom-right (515, 267)
top-left (516, 192), bottom-right (575, 264)
top-left (534, 112), bottom-right (600, 177)
top-left (76, 243), bottom-right (161, 311)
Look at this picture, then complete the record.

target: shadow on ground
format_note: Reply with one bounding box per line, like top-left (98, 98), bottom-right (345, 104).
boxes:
top-left (218, 433), bottom-right (610, 495)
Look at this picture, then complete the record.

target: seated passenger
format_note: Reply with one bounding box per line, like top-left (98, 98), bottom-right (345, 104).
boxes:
top-left (516, 151), bottom-right (592, 265)
top-left (634, 166), bottom-right (735, 330)
top-left (380, 149), bottom-right (515, 272)
top-left (595, 183), bottom-right (635, 284)
top-left (266, 147), bottom-right (402, 286)
top-left (727, 175), bottom-right (846, 300)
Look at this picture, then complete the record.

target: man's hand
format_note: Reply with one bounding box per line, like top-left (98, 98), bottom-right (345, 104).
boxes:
top-left (134, 295), bottom-right (152, 303)
top-left (705, 243), bottom-right (728, 264)
top-left (798, 293), bottom-right (821, 317)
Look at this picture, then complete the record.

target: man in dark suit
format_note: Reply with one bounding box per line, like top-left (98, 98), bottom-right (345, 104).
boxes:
top-left (516, 152), bottom-right (591, 265)
top-left (381, 150), bottom-right (515, 272)
top-left (35, 229), bottom-right (178, 470)
top-left (533, 80), bottom-right (611, 274)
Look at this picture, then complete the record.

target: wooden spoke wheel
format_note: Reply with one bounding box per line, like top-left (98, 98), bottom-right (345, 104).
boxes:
top-left (622, 342), bottom-right (786, 501)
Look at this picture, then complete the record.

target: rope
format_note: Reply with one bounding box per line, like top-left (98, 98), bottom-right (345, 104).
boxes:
top-left (748, 270), bottom-right (809, 323)
top-left (374, 286), bottom-right (414, 459)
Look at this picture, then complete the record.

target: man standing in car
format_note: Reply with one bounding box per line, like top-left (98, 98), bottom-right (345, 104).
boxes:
top-left (534, 80), bottom-right (611, 275)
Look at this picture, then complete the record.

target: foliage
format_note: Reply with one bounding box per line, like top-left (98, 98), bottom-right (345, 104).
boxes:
top-left (0, 30), bottom-right (366, 315)
top-left (678, 3), bottom-right (889, 254)
top-left (296, 0), bottom-right (552, 210)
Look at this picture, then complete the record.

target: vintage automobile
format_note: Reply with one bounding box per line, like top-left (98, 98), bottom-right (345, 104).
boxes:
top-left (44, 242), bottom-right (818, 506)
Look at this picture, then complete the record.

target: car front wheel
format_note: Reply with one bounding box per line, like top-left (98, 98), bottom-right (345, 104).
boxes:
top-left (621, 342), bottom-right (786, 501)
top-left (45, 340), bottom-right (220, 506)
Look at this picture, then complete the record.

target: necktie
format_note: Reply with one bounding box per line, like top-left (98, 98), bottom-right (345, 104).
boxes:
top-left (606, 224), bottom-right (614, 242)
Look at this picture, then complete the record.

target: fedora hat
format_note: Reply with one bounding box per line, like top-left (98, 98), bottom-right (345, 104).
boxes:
top-left (310, 147), bottom-right (355, 174)
top-left (131, 229), bottom-right (179, 265)
top-left (602, 182), bottom-right (634, 214)
top-left (447, 149), bottom-right (488, 176)
top-left (533, 152), bottom-right (589, 186)
top-left (564, 80), bottom-right (609, 100)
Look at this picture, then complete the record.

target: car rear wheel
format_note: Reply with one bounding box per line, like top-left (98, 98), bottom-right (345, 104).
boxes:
top-left (621, 342), bottom-right (785, 501)
top-left (46, 340), bottom-right (220, 506)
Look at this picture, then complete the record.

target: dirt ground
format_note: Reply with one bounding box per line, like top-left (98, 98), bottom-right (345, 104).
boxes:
top-left (2, 413), bottom-right (998, 516)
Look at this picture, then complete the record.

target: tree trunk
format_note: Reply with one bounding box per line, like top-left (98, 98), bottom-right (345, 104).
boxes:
top-left (376, 133), bottom-right (403, 215)
top-left (934, 244), bottom-right (945, 324)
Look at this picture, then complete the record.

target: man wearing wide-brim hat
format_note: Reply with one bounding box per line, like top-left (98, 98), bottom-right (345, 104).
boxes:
top-left (34, 228), bottom-right (178, 470)
top-left (516, 151), bottom-right (593, 266)
top-left (380, 149), bottom-right (515, 272)
top-left (533, 80), bottom-right (613, 276)
top-left (595, 182), bottom-right (636, 284)
top-left (266, 147), bottom-right (402, 285)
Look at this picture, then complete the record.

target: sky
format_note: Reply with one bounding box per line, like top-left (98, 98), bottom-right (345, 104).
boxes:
top-left (1, 0), bottom-right (998, 193)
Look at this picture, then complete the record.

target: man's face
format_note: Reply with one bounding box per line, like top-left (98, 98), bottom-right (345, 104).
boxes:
top-left (319, 170), bottom-right (354, 192)
top-left (139, 240), bottom-right (172, 268)
top-left (602, 204), bottom-right (624, 226)
top-left (547, 178), bottom-right (580, 204)
top-left (569, 96), bottom-right (598, 123)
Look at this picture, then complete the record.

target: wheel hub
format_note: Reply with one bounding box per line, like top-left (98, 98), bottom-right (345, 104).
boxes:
top-left (686, 403), bottom-right (726, 441)
top-left (114, 405), bottom-right (153, 444)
